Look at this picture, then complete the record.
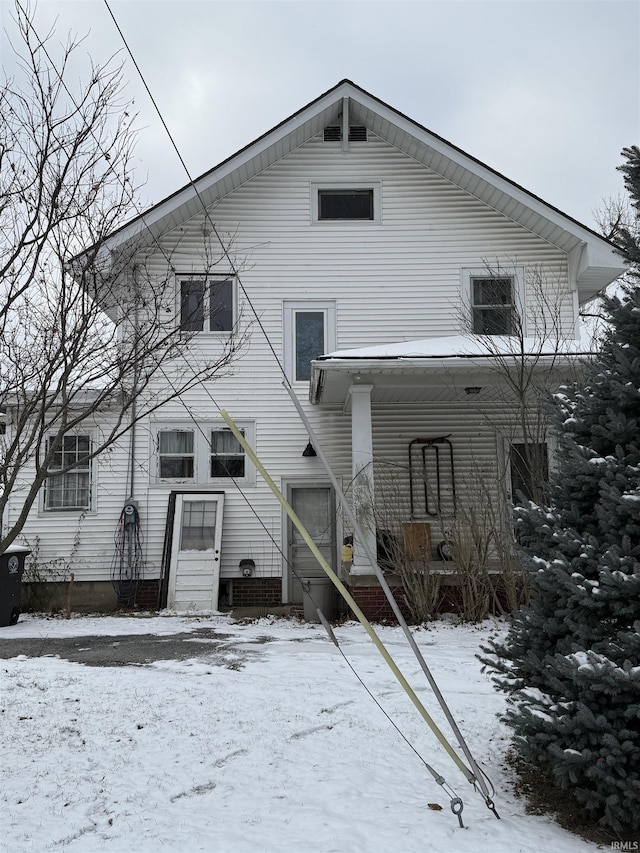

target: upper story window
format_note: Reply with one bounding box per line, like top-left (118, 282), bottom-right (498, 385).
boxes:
top-left (462, 267), bottom-right (525, 336)
top-left (318, 189), bottom-right (373, 220)
top-left (179, 276), bottom-right (234, 333)
top-left (154, 422), bottom-right (255, 485)
top-left (471, 277), bottom-right (514, 335)
top-left (311, 182), bottom-right (381, 223)
top-left (283, 301), bottom-right (336, 382)
top-left (44, 434), bottom-right (92, 511)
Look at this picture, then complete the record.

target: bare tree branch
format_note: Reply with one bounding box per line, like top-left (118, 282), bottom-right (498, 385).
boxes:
top-left (0, 3), bottom-right (246, 550)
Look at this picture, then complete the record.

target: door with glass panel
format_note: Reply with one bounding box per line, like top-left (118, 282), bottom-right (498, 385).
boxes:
top-left (287, 485), bottom-right (336, 604)
top-left (168, 492), bottom-right (225, 611)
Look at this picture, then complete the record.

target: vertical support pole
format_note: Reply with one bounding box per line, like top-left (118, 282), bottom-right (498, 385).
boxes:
top-left (349, 384), bottom-right (376, 574)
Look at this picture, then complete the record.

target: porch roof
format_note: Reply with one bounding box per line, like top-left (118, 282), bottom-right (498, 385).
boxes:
top-left (310, 335), bottom-right (593, 406)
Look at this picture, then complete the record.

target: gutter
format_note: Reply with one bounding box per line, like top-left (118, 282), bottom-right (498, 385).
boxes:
top-left (309, 349), bottom-right (592, 404)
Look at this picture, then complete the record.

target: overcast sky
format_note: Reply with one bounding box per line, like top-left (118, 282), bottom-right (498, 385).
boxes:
top-left (1, 0), bottom-right (638, 229)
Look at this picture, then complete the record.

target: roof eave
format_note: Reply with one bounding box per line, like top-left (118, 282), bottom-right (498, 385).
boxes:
top-left (95, 80), bottom-right (623, 288)
top-left (310, 350), bottom-right (590, 405)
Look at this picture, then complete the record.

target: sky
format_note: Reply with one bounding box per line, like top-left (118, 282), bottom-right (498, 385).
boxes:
top-left (0, 0), bottom-right (638, 230)
top-left (1, 612), bottom-right (605, 851)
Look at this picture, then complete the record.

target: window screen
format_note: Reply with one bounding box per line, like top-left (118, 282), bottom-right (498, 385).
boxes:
top-left (318, 189), bottom-right (374, 220)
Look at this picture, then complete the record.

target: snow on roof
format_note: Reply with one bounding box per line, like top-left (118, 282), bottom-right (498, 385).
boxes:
top-left (319, 334), bottom-right (596, 361)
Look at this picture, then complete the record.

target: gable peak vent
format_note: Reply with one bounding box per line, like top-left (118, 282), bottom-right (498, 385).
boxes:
top-left (323, 126), bottom-right (368, 142)
top-left (348, 126), bottom-right (367, 142)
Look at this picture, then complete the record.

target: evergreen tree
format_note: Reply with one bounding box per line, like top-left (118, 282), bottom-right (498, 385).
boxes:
top-left (482, 146), bottom-right (640, 832)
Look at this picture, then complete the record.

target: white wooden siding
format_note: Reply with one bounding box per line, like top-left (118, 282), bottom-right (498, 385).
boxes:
top-left (9, 131), bottom-right (574, 588)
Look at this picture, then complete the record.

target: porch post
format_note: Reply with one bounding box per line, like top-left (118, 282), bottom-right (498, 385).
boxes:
top-left (349, 384), bottom-right (377, 575)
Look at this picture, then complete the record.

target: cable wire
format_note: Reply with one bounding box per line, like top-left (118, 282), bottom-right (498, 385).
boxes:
top-left (98, 0), bottom-right (498, 816)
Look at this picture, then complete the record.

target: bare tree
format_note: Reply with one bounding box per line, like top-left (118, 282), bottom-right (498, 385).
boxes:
top-left (581, 193), bottom-right (637, 332)
top-left (0, 4), bottom-right (245, 550)
top-left (457, 260), bottom-right (584, 508)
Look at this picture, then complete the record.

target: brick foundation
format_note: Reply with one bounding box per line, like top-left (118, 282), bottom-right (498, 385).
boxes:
top-left (22, 572), bottom-right (523, 621)
top-left (347, 585), bottom-right (413, 622)
top-left (118, 579), bottom-right (161, 611)
top-left (230, 577), bottom-right (282, 608)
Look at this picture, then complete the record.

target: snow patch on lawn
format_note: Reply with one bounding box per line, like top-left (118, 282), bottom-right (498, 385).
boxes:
top-left (0, 614), bottom-right (601, 852)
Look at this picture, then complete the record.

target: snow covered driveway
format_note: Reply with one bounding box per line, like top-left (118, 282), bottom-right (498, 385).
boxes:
top-left (0, 614), bottom-right (599, 852)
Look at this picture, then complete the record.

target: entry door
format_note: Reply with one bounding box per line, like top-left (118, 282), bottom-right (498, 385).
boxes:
top-left (168, 493), bottom-right (225, 611)
top-left (288, 485), bottom-right (336, 604)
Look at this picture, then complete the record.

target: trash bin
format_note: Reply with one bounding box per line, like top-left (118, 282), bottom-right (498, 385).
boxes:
top-left (302, 577), bottom-right (336, 623)
top-left (0, 545), bottom-right (31, 627)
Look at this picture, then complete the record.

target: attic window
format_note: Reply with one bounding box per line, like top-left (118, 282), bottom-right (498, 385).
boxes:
top-left (323, 126), bottom-right (367, 142)
top-left (312, 181), bottom-right (380, 223)
top-left (318, 189), bottom-right (374, 220)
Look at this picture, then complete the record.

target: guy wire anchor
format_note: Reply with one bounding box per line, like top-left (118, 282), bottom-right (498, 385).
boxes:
top-left (450, 797), bottom-right (465, 828)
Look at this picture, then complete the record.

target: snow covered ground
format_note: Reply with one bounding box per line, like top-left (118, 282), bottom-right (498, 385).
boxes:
top-left (1, 613), bottom-right (598, 852)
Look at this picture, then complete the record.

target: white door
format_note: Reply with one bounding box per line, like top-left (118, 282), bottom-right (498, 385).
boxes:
top-left (288, 485), bottom-right (336, 605)
top-left (167, 493), bottom-right (225, 612)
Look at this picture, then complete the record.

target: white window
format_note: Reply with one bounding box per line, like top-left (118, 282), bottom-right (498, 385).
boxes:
top-left (158, 429), bottom-right (195, 479)
top-left (210, 428), bottom-right (245, 478)
top-left (44, 434), bottom-right (92, 511)
top-left (154, 422), bottom-right (255, 485)
top-left (311, 182), bottom-right (381, 223)
top-left (178, 275), bottom-right (235, 333)
top-left (283, 301), bottom-right (336, 382)
top-left (461, 267), bottom-right (525, 336)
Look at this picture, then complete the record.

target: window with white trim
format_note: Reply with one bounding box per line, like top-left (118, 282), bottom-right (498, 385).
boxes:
top-left (158, 429), bottom-right (195, 478)
top-left (178, 275), bottom-right (235, 333)
top-left (462, 267), bottom-right (525, 336)
top-left (44, 434), bottom-right (92, 511)
top-left (283, 301), bottom-right (336, 382)
top-left (311, 182), bottom-right (380, 223)
top-left (210, 428), bottom-right (245, 478)
top-left (154, 422), bottom-right (255, 485)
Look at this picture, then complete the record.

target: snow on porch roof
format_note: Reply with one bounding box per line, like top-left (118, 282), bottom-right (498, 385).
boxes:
top-left (310, 334), bottom-right (595, 405)
top-left (317, 334), bottom-right (595, 361)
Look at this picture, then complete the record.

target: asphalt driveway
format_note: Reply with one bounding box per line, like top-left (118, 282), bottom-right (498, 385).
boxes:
top-left (0, 626), bottom-right (273, 667)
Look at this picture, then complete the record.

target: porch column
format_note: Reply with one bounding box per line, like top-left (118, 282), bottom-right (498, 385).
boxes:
top-left (349, 384), bottom-right (377, 575)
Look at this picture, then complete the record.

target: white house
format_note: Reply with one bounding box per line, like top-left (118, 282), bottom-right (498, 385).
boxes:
top-left (7, 80), bottom-right (625, 619)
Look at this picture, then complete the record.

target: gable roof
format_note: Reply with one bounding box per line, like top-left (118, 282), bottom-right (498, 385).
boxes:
top-left (104, 79), bottom-right (625, 303)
